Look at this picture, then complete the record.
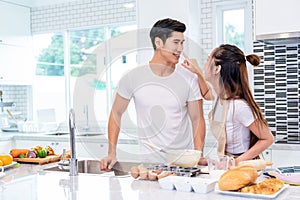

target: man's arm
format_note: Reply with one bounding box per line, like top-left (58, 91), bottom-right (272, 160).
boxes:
top-left (100, 93), bottom-right (130, 170)
top-left (187, 99), bottom-right (205, 152)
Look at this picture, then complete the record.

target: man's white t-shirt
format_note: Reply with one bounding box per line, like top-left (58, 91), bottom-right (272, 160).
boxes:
top-left (214, 99), bottom-right (255, 154)
top-left (117, 64), bottom-right (202, 158)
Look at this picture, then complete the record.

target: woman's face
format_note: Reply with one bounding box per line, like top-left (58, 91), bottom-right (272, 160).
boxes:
top-left (204, 49), bottom-right (217, 83)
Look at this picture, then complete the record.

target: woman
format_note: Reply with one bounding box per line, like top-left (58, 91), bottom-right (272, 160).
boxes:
top-left (182, 44), bottom-right (274, 165)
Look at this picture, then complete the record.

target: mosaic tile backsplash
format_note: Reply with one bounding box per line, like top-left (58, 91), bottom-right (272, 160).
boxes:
top-left (253, 40), bottom-right (300, 144)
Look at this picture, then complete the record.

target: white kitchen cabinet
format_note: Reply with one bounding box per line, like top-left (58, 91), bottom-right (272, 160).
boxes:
top-left (0, 1), bottom-right (32, 84)
top-left (77, 142), bottom-right (107, 159)
top-left (116, 143), bottom-right (141, 161)
top-left (0, 1), bottom-right (31, 46)
top-left (76, 141), bottom-right (140, 161)
top-left (0, 139), bottom-right (12, 154)
top-left (255, 0), bottom-right (300, 38)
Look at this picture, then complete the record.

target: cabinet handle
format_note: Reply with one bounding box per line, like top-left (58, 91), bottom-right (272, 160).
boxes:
top-left (100, 144), bottom-right (104, 148)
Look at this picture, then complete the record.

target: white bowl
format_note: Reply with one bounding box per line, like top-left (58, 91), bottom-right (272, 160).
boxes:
top-left (171, 176), bottom-right (193, 192)
top-left (158, 176), bottom-right (176, 190)
top-left (166, 150), bottom-right (202, 167)
top-left (158, 176), bottom-right (217, 194)
top-left (190, 178), bottom-right (217, 193)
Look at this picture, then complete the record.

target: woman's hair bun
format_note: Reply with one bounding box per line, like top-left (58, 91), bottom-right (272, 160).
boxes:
top-left (246, 54), bottom-right (260, 66)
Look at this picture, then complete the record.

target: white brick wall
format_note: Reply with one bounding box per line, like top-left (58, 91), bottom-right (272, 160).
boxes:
top-left (31, 0), bottom-right (136, 34)
top-left (0, 85), bottom-right (31, 119)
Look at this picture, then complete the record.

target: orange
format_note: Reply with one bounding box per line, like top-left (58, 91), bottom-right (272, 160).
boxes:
top-left (0, 160), bottom-right (3, 166)
top-left (0, 154), bottom-right (13, 166)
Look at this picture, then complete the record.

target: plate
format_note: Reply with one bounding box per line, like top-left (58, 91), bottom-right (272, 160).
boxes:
top-left (215, 184), bottom-right (289, 199)
top-left (1, 128), bottom-right (19, 132)
top-left (3, 161), bottom-right (17, 170)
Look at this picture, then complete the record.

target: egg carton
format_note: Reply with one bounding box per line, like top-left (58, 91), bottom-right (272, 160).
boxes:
top-left (158, 176), bottom-right (217, 193)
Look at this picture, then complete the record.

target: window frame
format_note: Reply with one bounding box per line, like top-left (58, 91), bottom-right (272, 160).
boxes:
top-left (212, 0), bottom-right (254, 89)
top-left (32, 23), bottom-right (137, 123)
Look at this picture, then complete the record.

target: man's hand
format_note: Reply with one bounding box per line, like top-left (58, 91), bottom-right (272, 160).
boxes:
top-left (198, 157), bottom-right (208, 166)
top-left (100, 155), bottom-right (117, 171)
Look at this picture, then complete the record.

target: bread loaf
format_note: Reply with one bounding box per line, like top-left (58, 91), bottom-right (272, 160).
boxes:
top-left (239, 178), bottom-right (284, 195)
top-left (218, 166), bottom-right (258, 191)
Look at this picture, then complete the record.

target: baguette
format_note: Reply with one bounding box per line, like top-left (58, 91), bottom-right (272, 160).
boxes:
top-left (218, 166), bottom-right (258, 191)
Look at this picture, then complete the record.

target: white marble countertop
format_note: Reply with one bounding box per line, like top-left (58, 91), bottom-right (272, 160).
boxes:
top-left (0, 162), bottom-right (299, 200)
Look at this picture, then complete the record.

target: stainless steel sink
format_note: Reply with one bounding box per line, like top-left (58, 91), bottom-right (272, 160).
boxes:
top-left (76, 133), bottom-right (104, 137)
top-left (45, 132), bottom-right (104, 137)
top-left (46, 132), bottom-right (69, 136)
top-left (44, 160), bottom-right (152, 176)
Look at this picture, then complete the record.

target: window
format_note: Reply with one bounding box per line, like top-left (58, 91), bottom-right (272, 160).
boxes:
top-left (32, 24), bottom-right (136, 127)
top-left (213, 0), bottom-right (253, 89)
top-left (32, 33), bottom-right (66, 123)
top-left (213, 0), bottom-right (252, 53)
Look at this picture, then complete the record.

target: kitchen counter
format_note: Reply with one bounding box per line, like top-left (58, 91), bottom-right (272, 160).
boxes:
top-left (0, 131), bottom-right (138, 144)
top-left (0, 162), bottom-right (299, 200)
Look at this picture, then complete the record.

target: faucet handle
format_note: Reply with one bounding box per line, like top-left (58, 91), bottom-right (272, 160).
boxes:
top-left (58, 149), bottom-right (70, 170)
top-left (61, 149), bottom-right (66, 161)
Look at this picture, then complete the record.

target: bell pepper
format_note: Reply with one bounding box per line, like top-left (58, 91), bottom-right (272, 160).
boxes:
top-left (45, 146), bottom-right (55, 155)
top-left (37, 149), bottom-right (47, 158)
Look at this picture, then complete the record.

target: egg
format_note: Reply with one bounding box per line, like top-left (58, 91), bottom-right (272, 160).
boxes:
top-left (130, 166), bottom-right (139, 179)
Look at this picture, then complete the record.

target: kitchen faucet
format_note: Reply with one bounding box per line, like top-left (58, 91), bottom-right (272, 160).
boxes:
top-left (69, 109), bottom-right (78, 176)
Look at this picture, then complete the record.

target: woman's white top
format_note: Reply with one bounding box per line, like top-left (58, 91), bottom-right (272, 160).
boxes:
top-left (214, 99), bottom-right (255, 154)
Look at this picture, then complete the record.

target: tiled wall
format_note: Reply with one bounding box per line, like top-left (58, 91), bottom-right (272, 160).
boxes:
top-left (31, 0), bottom-right (136, 34)
top-left (0, 85), bottom-right (31, 119)
top-left (253, 41), bottom-right (300, 144)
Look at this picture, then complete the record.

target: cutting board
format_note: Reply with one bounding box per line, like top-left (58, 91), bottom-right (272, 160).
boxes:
top-left (13, 155), bottom-right (61, 165)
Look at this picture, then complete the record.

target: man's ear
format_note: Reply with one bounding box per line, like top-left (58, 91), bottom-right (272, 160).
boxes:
top-left (215, 65), bottom-right (221, 74)
top-left (155, 37), bottom-right (163, 49)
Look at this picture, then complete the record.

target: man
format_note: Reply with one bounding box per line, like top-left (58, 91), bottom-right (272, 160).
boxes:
top-left (100, 18), bottom-right (206, 170)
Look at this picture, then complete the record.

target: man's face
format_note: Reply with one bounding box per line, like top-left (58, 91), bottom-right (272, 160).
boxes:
top-left (159, 31), bottom-right (185, 65)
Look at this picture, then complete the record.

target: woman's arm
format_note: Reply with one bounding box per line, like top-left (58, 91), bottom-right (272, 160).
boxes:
top-left (181, 56), bottom-right (214, 100)
top-left (235, 120), bottom-right (274, 164)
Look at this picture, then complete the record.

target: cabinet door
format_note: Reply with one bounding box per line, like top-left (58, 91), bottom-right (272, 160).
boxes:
top-left (0, 1), bottom-right (32, 83)
top-left (255, 0), bottom-right (300, 36)
top-left (0, 44), bottom-right (32, 82)
top-left (0, 1), bottom-right (31, 46)
top-left (117, 144), bottom-right (140, 161)
top-left (77, 142), bottom-right (108, 159)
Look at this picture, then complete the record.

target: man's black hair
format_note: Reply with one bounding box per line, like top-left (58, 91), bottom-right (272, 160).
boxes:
top-left (150, 18), bottom-right (186, 50)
